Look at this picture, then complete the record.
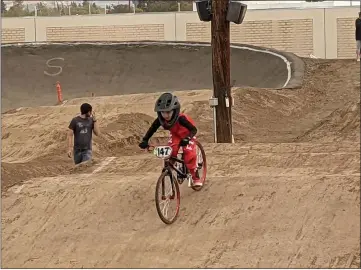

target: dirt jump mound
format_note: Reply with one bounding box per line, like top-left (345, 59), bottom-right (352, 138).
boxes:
top-left (1, 41), bottom-right (302, 112)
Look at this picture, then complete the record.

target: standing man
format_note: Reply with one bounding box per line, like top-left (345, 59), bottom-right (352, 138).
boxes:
top-left (67, 103), bottom-right (100, 165)
top-left (356, 12), bottom-right (361, 62)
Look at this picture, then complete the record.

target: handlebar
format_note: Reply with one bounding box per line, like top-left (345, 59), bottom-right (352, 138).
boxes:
top-left (141, 136), bottom-right (193, 152)
top-left (143, 143), bottom-right (179, 153)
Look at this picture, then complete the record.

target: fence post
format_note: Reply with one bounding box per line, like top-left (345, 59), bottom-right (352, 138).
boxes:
top-left (34, 6), bottom-right (37, 42)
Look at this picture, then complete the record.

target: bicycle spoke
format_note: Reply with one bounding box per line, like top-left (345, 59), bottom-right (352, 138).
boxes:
top-left (162, 199), bottom-right (170, 218)
top-left (158, 177), bottom-right (175, 219)
top-left (197, 146), bottom-right (203, 166)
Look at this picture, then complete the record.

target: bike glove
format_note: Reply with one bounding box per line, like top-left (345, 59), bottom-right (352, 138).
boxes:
top-left (139, 140), bottom-right (149, 149)
top-left (180, 137), bottom-right (191, 146)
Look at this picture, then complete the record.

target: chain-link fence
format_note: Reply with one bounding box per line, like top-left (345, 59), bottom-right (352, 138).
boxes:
top-left (1, 1), bottom-right (195, 17)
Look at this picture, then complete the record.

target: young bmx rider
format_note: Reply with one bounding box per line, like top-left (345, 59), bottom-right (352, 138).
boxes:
top-left (138, 92), bottom-right (202, 187)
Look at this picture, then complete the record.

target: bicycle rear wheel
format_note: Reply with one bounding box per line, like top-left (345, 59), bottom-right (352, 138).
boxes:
top-left (155, 170), bottom-right (181, 224)
top-left (192, 140), bottom-right (207, 191)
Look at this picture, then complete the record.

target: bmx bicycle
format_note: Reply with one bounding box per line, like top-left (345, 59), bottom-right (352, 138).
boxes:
top-left (147, 140), bottom-right (207, 225)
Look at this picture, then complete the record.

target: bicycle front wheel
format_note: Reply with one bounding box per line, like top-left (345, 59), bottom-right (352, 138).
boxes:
top-left (155, 170), bottom-right (181, 224)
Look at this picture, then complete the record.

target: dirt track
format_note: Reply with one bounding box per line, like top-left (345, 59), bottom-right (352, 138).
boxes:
top-left (1, 44), bottom-right (360, 268)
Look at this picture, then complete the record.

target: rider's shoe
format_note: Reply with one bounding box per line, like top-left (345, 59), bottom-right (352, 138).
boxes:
top-left (192, 179), bottom-right (203, 187)
top-left (190, 169), bottom-right (202, 187)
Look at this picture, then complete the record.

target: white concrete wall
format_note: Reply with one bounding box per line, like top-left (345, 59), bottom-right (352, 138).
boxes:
top-left (2, 7), bottom-right (360, 59)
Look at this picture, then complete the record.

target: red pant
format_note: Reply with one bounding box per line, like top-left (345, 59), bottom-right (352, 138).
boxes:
top-left (168, 134), bottom-right (197, 172)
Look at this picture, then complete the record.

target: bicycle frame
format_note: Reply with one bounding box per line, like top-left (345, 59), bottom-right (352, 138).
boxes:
top-left (148, 143), bottom-right (197, 188)
top-left (162, 155), bottom-right (188, 181)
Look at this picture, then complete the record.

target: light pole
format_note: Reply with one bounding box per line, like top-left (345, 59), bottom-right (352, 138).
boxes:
top-left (195, 0), bottom-right (247, 143)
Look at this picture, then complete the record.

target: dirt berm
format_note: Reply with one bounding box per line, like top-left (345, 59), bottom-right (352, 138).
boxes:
top-left (1, 42), bottom-right (360, 268)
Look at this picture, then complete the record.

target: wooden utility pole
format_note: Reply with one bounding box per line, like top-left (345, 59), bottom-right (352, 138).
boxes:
top-left (211, 0), bottom-right (232, 143)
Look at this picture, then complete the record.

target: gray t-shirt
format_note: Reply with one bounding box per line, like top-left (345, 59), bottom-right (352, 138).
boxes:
top-left (68, 116), bottom-right (94, 150)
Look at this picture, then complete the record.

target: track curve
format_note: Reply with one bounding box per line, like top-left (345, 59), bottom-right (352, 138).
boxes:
top-left (1, 41), bottom-right (303, 112)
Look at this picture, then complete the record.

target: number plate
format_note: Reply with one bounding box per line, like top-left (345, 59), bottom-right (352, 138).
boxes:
top-left (153, 146), bottom-right (173, 159)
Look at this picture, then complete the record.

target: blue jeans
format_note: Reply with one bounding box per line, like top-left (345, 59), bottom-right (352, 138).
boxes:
top-left (73, 149), bottom-right (92, 165)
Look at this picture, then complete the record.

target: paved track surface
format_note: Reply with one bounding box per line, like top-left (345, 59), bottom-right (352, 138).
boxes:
top-left (1, 44), bottom-right (360, 268)
top-left (1, 43), bottom-right (295, 112)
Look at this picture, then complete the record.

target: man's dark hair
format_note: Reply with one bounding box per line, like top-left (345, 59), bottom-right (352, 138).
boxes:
top-left (80, 103), bottom-right (92, 115)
